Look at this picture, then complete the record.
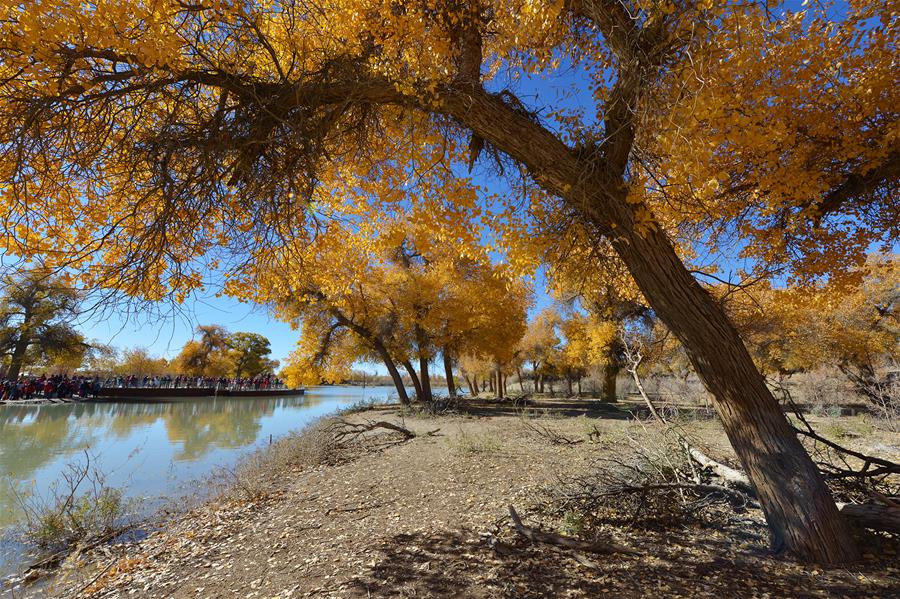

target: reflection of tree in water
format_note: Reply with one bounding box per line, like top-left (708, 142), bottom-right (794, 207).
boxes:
top-left (161, 396), bottom-right (312, 461)
top-left (0, 395), bottom-right (314, 523)
top-left (0, 405), bottom-right (94, 481)
top-left (0, 405), bottom-right (97, 527)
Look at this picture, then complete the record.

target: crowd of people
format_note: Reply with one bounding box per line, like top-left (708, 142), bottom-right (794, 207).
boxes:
top-left (104, 374), bottom-right (284, 391)
top-left (1, 373), bottom-right (285, 401)
top-left (1, 374), bottom-right (102, 401)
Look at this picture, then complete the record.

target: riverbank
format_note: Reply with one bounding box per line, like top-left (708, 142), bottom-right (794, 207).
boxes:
top-left (21, 399), bottom-right (900, 598)
top-left (0, 388), bottom-right (304, 406)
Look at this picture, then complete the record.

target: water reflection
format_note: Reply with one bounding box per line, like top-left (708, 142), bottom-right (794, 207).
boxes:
top-left (0, 387), bottom-right (381, 540)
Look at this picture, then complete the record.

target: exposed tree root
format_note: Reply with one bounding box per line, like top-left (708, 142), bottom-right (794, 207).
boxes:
top-left (330, 419), bottom-right (421, 443)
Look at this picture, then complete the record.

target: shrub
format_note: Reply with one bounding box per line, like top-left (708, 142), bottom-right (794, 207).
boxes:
top-left (11, 452), bottom-right (132, 553)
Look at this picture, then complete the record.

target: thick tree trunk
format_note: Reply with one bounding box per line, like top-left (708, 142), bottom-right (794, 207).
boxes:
top-left (6, 336), bottom-right (30, 381)
top-left (601, 361), bottom-right (620, 403)
top-left (566, 376), bottom-right (573, 396)
top-left (436, 86), bottom-right (857, 562)
top-left (402, 360), bottom-right (423, 402)
top-left (464, 375), bottom-right (476, 396)
top-left (370, 342), bottom-right (409, 405)
top-left (516, 365), bottom-right (526, 393)
top-left (488, 374), bottom-right (494, 394)
top-left (604, 208), bottom-right (858, 563)
top-left (443, 351), bottom-right (456, 397)
top-left (419, 355), bottom-right (433, 403)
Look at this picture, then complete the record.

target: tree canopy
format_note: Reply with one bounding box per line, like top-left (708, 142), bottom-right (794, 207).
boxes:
top-left (1, 0), bottom-right (897, 563)
top-left (0, 270), bottom-right (86, 379)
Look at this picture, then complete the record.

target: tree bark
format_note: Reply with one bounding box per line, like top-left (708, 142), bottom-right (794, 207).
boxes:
top-left (434, 86), bottom-right (857, 563)
top-left (605, 210), bottom-right (857, 563)
top-left (443, 350), bottom-right (456, 397)
top-left (601, 363), bottom-right (619, 402)
top-left (464, 375), bottom-right (476, 396)
top-left (516, 365), bottom-right (526, 393)
top-left (402, 360), bottom-right (423, 401)
top-left (329, 309), bottom-right (409, 405)
top-left (419, 354), bottom-right (433, 403)
top-left (6, 335), bottom-right (31, 381)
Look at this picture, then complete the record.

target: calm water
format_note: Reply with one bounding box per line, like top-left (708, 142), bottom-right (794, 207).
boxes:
top-left (0, 385), bottom-right (404, 577)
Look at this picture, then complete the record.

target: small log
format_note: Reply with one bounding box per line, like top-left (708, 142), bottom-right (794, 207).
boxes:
top-left (508, 505), bottom-right (641, 556)
top-left (687, 447), bottom-right (754, 493)
top-left (838, 502), bottom-right (900, 534)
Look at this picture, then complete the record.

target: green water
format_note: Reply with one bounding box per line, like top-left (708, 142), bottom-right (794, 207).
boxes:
top-left (0, 385), bottom-right (404, 578)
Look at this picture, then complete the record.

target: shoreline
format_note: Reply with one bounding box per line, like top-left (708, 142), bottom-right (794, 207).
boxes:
top-left (8, 399), bottom-right (898, 598)
top-left (0, 388), bottom-right (305, 406)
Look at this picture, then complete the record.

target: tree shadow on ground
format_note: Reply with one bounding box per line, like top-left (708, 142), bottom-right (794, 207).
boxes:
top-left (457, 398), bottom-right (632, 419)
top-left (347, 526), bottom-right (899, 598)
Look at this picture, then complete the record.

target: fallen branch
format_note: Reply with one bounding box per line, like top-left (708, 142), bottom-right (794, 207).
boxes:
top-left (615, 482), bottom-right (756, 507)
top-left (686, 446), bottom-right (754, 493)
top-left (521, 420), bottom-right (584, 445)
top-left (331, 419), bottom-right (418, 443)
top-left (508, 505), bottom-right (641, 556)
top-left (837, 501), bottom-right (900, 534)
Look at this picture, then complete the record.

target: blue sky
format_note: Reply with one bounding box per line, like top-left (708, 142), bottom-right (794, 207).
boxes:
top-left (73, 55), bottom-right (592, 369)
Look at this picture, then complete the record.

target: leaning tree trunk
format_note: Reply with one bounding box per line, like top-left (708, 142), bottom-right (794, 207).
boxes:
top-left (329, 310), bottom-right (409, 405)
top-left (603, 206), bottom-right (858, 563)
top-left (443, 351), bottom-right (456, 397)
top-left (465, 375), bottom-right (476, 396)
top-left (440, 87), bottom-right (858, 563)
top-left (402, 360), bottom-right (424, 402)
top-left (5, 335), bottom-right (30, 381)
top-left (370, 341), bottom-right (409, 405)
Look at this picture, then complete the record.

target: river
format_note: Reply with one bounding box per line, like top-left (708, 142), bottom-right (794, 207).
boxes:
top-left (0, 385), bottom-right (405, 578)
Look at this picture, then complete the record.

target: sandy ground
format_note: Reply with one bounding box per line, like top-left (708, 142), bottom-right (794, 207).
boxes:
top-left (19, 399), bottom-right (900, 598)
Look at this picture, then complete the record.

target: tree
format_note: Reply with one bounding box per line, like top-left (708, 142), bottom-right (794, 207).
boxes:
top-left (226, 332), bottom-right (277, 378)
top-left (518, 308), bottom-right (561, 393)
top-left (82, 343), bottom-right (120, 376)
top-left (0, 270), bottom-right (86, 379)
top-left (3, 0), bottom-right (896, 561)
top-left (557, 311), bottom-right (618, 397)
top-left (173, 325), bottom-right (233, 376)
top-left (267, 213), bottom-right (528, 402)
top-left (116, 347), bottom-right (169, 377)
top-left (730, 254), bottom-right (899, 402)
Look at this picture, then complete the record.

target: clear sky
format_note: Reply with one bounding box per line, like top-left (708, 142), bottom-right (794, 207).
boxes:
top-left (77, 292), bottom-right (301, 366)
